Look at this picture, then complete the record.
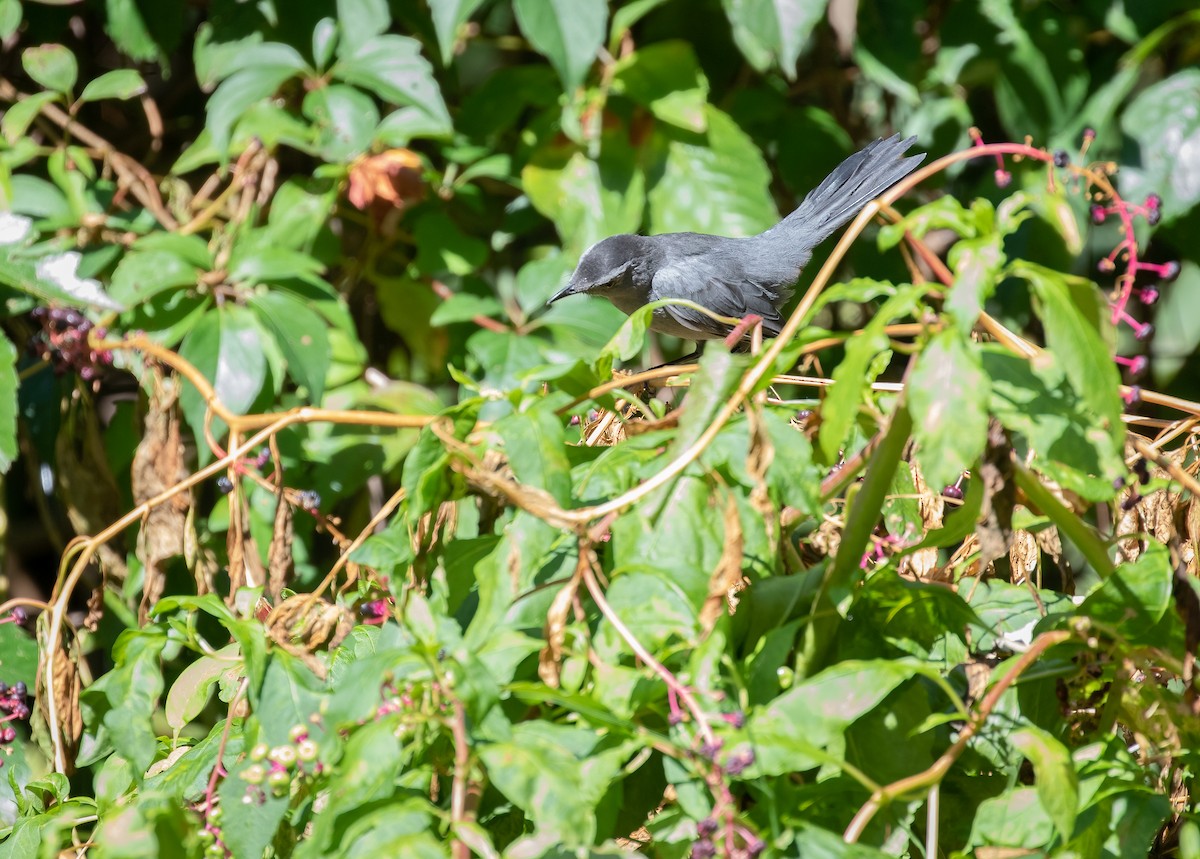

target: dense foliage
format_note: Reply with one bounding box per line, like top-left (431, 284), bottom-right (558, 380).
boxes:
top-left (1, 0), bottom-right (1200, 856)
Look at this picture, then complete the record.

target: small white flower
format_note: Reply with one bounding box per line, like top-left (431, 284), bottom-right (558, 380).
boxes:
top-left (0, 212), bottom-right (33, 246)
top-left (35, 251), bottom-right (125, 312)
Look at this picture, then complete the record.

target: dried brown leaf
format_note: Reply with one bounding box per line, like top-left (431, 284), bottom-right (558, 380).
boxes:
top-left (1008, 529), bottom-right (1039, 584)
top-left (538, 563), bottom-right (582, 688)
top-left (132, 375), bottom-right (193, 621)
top-left (35, 628), bottom-right (82, 773)
top-left (700, 496), bottom-right (746, 632)
top-left (267, 488), bottom-right (294, 601)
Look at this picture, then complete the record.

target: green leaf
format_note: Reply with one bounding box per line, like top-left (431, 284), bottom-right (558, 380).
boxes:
top-left (164, 643), bottom-right (239, 732)
top-left (512, 0), bottom-right (607, 90)
top-left (612, 41), bottom-right (709, 132)
top-left (1012, 726), bottom-right (1079, 842)
top-left (2, 91), bottom-right (59, 145)
top-left (946, 235), bottom-right (1004, 337)
top-left (334, 34), bottom-right (451, 134)
top-left (0, 612), bottom-right (36, 686)
top-left (337, 0), bottom-right (390, 44)
top-left (80, 630), bottom-right (167, 778)
top-left (647, 105), bottom-right (778, 236)
top-left (0, 0), bottom-right (21, 41)
top-left (303, 83), bottom-right (379, 162)
top-left (0, 334), bottom-right (16, 474)
top-left (178, 304), bottom-right (269, 443)
top-left (1014, 262), bottom-right (1122, 449)
top-left (79, 69), bottom-right (148, 103)
top-left (250, 290), bottom-right (331, 403)
top-left (1118, 68), bottom-right (1200, 222)
top-left (206, 60), bottom-right (306, 155)
top-left (411, 210), bottom-right (488, 276)
top-left (968, 787), bottom-right (1057, 851)
top-left (429, 0), bottom-right (486, 64)
top-left (496, 404), bottom-right (572, 506)
top-left (908, 329), bottom-right (989, 491)
top-left (523, 132), bottom-right (645, 258)
top-left (22, 44), bottom-right (78, 94)
top-left (108, 248), bottom-right (201, 306)
top-left (1078, 543), bottom-right (1172, 642)
top-left (749, 659), bottom-right (921, 774)
top-left (429, 292), bottom-right (503, 326)
top-left (819, 286), bottom-right (920, 462)
top-left (983, 346), bottom-right (1124, 501)
top-left (721, 0), bottom-right (829, 77)
top-left (104, 0), bottom-right (182, 65)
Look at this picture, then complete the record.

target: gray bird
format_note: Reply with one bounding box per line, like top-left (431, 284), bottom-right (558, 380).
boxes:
top-left (547, 134), bottom-right (924, 342)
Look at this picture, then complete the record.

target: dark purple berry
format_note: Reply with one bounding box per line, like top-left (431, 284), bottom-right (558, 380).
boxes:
top-left (1121, 494), bottom-right (1142, 511)
top-left (0, 727), bottom-right (15, 743)
top-left (725, 748), bottom-right (755, 776)
top-left (746, 837), bottom-right (766, 858)
top-left (13, 682), bottom-right (26, 698)
top-left (942, 485), bottom-right (964, 500)
top-left (1146, 208), bottom-right (1161, 227)
top-left (1145, 193), bottom-right (1162, 211)
top-left (0, 683), bottom-right (7, 696)
top-left (10, 608), bottom-right (25, 625)
top-left (1053, 150), bottom-right (1069, 168)
top-left (299, 490), bottom-right (321, 511)
top-left (697, 818), bottom-right (719, 837)
top-left (691, 839), bottom-right (716, 859)
top-left (1162, 260), bottom-right (1181, 283)
top-left (1112, 476), bottom-right (1126, 490)
top-left (216, 476), bottom-right (234, 495)
top-left (1090, 205), bottom-right (1107, 225)
top-left (1138, 287), bottom-right (1159, 305)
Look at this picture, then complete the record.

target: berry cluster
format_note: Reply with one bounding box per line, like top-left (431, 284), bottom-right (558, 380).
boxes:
top-left (0, 680), bottom-right (30, 761)
top-left (240, 724), bottom-right (321, 804)
top-left (27, 306), bottom-right (113, 381)
top-left (196, 804), bottom-right (226, 858)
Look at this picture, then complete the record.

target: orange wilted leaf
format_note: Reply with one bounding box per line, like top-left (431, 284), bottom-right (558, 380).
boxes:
top-left (347, 148), bottom-right (425, 212)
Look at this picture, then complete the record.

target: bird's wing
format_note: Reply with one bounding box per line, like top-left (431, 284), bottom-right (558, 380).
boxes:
top-left (650, 255), bottom-right (788, 338)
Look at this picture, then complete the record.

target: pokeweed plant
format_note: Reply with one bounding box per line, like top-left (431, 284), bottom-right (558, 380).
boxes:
top-left (0, 2), bottom-right (1199, 858)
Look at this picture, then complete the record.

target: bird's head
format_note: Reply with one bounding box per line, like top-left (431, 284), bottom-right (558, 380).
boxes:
top-left (548, 235), bottom-right (646, 303)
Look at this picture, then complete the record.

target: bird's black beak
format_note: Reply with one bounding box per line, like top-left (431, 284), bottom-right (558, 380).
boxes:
top-left (547, 280), bottom-right (579, 305)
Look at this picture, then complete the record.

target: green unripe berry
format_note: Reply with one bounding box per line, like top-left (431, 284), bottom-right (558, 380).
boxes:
top-left (270, 745), bottom-right (297, 767)
top-left (241, 763), bottom-right (266, 785)
top-left (250, 743), bottom-right (269, 761)
top-left (296, 739), bottom-right (318, 762)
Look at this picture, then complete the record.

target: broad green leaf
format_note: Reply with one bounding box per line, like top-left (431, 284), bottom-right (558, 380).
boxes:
top-left (512, 0), bottom-right (607, 90)
top-left (411, 210), bottom-right (488, 276)
top-left (523, 132), bottom-right (645, 258)
top-left (1119, 68), bottom-right (1200, 222)
top-left (496, 403), bottom-right (572, 506)
top-left (721, 0), bottom-right (829, 78)
top-left (0, 0), bottom-right (20, 41)
top-left (337, 0), bottom-right (389, 44)
top-left (908, 329), bottom-right (989, 491)
top-left (79, 69), bottom-right (148, 103)
top-left (1014, 262), bottom-right (1122, 450)
top-left (1150, 260), bottom-right (1200, 384)
top-left (108, 248), bottom-right (201, 306)
top-left (429, 0), bottom-right (486, 64)
top-left (303, 83), bottom-right (379, 162)
top-left (0, 334), bottom-right (16, 473)
top-left (1078, 543), bottom-right (1173, 643)
top-left (104, 0), bottom-right (182, 64)
top-left (749, 659), bottom-right (921, 774)
top-left (22, 44), bottom-right (78, 94)
top-left (250, 290), bottom-right (331, 403)
top-left (177, 304), bottom-right (269, 444)
top-left (428, 292), bottom-right (503, 326)
top-left (164, 644), bottom-right (239, 732)
top-left (1012, 726), bottom-right (1079, 842)
top-left (983, 346), bottom-right (1123, 501)
top-left (79, 629), bottom-right (167, 779)
top-left (877, 196), bottom-right (994, 248)
top-left (334, 34), bottom-right (451, 133)
top-left (0, 610), bottom-right (36, 685)
top-left (968, 787), bottom-right (1057, 851)
top-left (946, 235), bottom-right (1003, 336)
top-left (819, 285), bottom-right (920, 462)
top-left (206, 62), bottom-right (306, 156)
top-left (595, 568), bottom-right (702, 657)
top-left (612, 41), bottom-right (709, 132)
top-left (2, 91), bottom-right (59, 145)
top-left (647, 105), bottom-right (778, 236)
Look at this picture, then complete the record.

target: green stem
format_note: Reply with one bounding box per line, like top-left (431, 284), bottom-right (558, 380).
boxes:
top-left (1010, 459), bottom-right (1115, 579)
